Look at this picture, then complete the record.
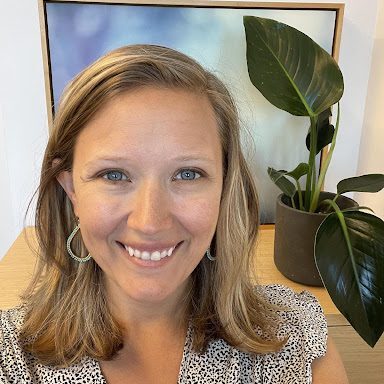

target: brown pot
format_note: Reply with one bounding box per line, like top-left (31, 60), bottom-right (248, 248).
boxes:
top-left (274, 192), bottom-right (358, 286)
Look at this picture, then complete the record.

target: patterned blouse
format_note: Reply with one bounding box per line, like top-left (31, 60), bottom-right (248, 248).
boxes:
top-left (0, 285), bottom-right (327, 383)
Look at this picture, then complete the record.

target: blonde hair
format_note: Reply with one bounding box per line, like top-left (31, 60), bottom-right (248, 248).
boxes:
top-left (21, 45), bottom-right (284, 366)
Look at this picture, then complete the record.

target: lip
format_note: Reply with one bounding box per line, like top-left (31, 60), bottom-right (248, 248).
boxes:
top-left (120, 242), bottom-right (179, 253)
top-left (117, 241), bottom-right (182, 268)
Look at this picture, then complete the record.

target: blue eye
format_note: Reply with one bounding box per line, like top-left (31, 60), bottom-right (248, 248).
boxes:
top-left (175, 169), bottom-right (201, 181)
top-left (103, 170), bottom-right (128, 181)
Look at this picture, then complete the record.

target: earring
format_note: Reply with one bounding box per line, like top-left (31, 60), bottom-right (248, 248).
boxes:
top-left (67, 222), bottom-right (92, 263)
top-left (205, 248), bottom-right (216, 261)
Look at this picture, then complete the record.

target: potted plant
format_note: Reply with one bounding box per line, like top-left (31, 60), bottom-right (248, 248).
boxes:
top-left (243, 16), bottom-right (384, 348)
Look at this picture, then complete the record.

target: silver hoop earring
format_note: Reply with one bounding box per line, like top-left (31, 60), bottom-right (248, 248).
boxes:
top-left (67, 223), bottom-right (92, 263)
top-left (205, 248), bottom-right (216, 261)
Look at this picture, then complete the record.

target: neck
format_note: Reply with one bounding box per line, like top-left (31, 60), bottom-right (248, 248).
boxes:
top-left (104, 277), bottom-right (192, 337)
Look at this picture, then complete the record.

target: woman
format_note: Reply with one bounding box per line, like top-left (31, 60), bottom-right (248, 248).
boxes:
top-left (0, 45), bottom-right (348, 383)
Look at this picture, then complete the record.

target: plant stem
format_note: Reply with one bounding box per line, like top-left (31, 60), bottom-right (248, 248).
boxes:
top-left (310, 103), bottom-right (340, 212)
top-left (324, 193), bottom-right (340, 213)
top-left (333, 194), bottom-right (340, 204)
top-left (319, 199), bottom-right (361, 292)
top-left (290, 196), bottom-right (297, 209)
top-left (305, 115), bottom-right (318, 211)
top-left (311, 161), bottom-right (317, 207)
top-left (320, 199), bottom-right (354, 256)
top-left (295, 180), bottom-right (304, 210)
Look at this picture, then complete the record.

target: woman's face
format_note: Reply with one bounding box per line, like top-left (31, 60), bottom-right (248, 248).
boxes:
top-left (59, 87), bottom-right (223, 308)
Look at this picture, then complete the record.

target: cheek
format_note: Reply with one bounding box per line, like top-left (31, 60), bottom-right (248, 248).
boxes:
top-left (176, 193), bottom-right (221, 238)
top-left (74, 193), bottom-right (123, 245)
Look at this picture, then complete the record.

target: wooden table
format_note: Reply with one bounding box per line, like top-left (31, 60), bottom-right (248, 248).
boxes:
top-left (1, 226), bottom-right (383, 383)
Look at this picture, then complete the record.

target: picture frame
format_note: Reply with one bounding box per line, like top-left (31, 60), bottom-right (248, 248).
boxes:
top-left (38, 0), bottom-right (344, 223)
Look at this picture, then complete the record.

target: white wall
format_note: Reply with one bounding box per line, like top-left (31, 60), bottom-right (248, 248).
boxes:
top-left (328, 0), bottom-right (378, 193)
top-left (0, 0), bottom-right (382, 259)
top-left (0, 0), bottom-right (48, 258)
top-left (355, 0), bottom-right (384, 219)
top-left (0, 107), bottom-right (15, 256)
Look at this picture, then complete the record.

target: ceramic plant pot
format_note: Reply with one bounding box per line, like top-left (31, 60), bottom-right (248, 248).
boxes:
top-left (274, 192), bottom-right (358, 286)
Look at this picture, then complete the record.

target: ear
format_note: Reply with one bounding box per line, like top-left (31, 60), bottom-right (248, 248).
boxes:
top-left (56, 169), bottom-right (79, 216)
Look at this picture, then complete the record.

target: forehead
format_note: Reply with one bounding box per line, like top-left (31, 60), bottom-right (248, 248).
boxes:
top-left (74, 87), bottom-right (223, 161)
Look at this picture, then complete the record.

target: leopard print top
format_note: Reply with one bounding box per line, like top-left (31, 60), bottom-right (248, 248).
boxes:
top-left (0, 285), bottom-right (327, 383)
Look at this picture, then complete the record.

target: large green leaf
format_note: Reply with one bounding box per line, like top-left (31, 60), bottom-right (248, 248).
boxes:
top-left (243, 16), bottom-right (344, 116)
top-left (337, 174), bottom-right (384, 194)
top-left (315, 211), bottom-right (384, 346)
top-left (267, 167), bottom-right (296, 197)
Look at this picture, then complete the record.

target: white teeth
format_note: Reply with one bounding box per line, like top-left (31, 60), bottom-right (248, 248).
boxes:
top-left (124, 244), bottom-right (176, 261)
top-left (151, 251), bottom-right (161, 261)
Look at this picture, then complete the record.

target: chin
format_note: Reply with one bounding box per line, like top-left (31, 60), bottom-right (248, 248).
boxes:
top-left (124, 282), bottom-right (183, 305)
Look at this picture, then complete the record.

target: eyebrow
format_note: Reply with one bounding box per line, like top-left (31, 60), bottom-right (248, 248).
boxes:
top-left (84, 154), bottom-right (216, 167)
top-left (170, 155), bottom-right (216, 164)
top-left (84, 156), bottom-right (128, 168)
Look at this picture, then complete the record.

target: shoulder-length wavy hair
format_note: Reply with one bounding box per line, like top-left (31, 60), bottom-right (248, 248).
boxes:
top-left (21, 44), bottom-right (284, 366)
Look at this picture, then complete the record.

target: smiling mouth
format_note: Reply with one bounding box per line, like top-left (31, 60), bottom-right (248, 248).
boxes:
top-left (122, 243), bottom-right (180, 261)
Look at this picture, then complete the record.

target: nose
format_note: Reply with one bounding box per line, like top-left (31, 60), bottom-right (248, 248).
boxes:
top-left (127, 179), bottom-right (173, 236)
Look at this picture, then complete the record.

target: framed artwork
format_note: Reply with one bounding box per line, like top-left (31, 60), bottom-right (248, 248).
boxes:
top-left (38, 0), bottom-right (344, 223)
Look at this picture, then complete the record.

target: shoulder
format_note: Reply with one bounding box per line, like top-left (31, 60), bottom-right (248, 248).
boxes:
top-left (1, 306), bottom-right (104, 383)
top-left (0, 305), bottom-right (30, 383)
top-left (184, 285), bottom-right (328, 383)
top-left (257, 283), bottom-right (326, 322)
top-left (0, 305), bottom-right (26, 345)
top-left (256, 283), bottom-right (326, 314)
top-left (256, 284), bottom-right (328, 381)
top-left (257, 284), bottom-right (327, 352)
